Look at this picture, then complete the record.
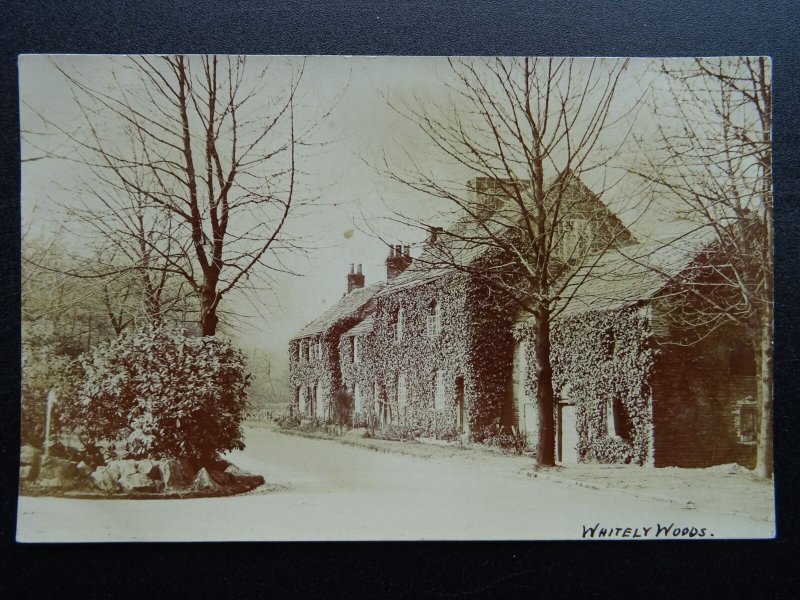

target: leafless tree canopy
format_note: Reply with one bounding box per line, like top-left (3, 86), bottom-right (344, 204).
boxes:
top-left (382, 57), bottom-right (641, 466)
top-left (27, 55), bottom-right (312, 336)
top-left (632, 57), bottom-right (773, 477)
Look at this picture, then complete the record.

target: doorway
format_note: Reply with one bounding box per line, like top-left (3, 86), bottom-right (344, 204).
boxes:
top-left (558, 403), bottom-right (579, 464)
top-left (455, 376), bottom-right (466, 433)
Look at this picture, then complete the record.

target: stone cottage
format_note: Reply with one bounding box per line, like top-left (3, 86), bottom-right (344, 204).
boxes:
top-left (289, 177), bottom-right (759, 468)
top-left (516, 234), bottom-right (760, 468)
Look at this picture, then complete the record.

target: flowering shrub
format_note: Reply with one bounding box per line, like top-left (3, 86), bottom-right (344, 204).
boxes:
top-left (61, 326), bottom-right (251, 464)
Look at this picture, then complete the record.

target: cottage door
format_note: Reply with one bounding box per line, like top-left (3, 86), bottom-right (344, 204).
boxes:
top-left (455, 376), bottom-right (466, 433)
top-left (513, 339), bottom-right (533, 440)
top-left (558, 404), bottom-right (579, 464)
top-left (522, 403), bottom-right (538, 447)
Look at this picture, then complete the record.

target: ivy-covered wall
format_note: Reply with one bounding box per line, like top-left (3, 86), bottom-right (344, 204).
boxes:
top-left (289, 304), bottom-right (377, 417)
top-left (517, 305), bottom-right (656, 465)
top-left (337, 272), bottom-right (515, 438)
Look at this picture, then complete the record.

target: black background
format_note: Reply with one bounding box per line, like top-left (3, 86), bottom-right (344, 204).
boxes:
top-left (1, 1), bottom-right (797, 597)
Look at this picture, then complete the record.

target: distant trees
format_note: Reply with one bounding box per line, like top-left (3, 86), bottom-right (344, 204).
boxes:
top-left (385, 57), bottom-right (640, 466)
top-left (635, 57), bottom-right (773, 477)
top-left (27, 55), bottom-right (313, 336)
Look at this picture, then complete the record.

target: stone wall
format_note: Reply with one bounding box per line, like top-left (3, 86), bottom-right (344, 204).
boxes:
top-left (649, 301), bottom-right (758, 468)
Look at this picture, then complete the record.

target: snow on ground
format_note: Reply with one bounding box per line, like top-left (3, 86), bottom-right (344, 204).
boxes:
top-left (16, 425), bottom-right (775, 542)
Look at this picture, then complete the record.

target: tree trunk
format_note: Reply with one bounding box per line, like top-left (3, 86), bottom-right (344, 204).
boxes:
top-left (199, 283), bottom-right (219, 336)
top-left (755, 309), bottom-right (773, 479)
top-left (534, 304), bottom-right (556, 466)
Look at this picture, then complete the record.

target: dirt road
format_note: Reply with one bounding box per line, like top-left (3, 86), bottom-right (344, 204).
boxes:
top-left (16, 426), bottom-right (775, 541)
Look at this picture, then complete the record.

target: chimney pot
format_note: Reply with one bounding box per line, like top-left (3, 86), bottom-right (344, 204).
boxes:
top-left (346, 262), bottom-right (365, 293)
top-left (395, 244), bottom-right (402, 257)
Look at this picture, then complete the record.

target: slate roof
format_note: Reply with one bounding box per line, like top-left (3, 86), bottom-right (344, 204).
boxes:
top-left (376, 175), bottom-right (633, 298)
top-left (553, 228), bottom-right (716, 320)
top-left (291, 282), bottom-right (386, 340)
top-left (342, 315), bottom-right (375, 337)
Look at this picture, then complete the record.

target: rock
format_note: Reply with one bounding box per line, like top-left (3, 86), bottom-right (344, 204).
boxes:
top-left (135, 459), bottom-right (157, 476)
top-left (91, 466), bottom-right (120, 492)
top-left (20, 445), bottom-right (42, 466)
top-left (224, 464), bottom-right (265, 487)
top-left (19, 465), bottom-right (33, 480)
top-left (119, 472), bottom-right (161, 493)
top-left (105, 459), bottom-right (139, 480)
top-left (38, 456), bottom-right (78, 483)
top-left (208, 469), bottom-right (235, 486)
top-left (159, 458), bottom-right (195, 490)
top-left (191, 467), bottom-right (224, 492)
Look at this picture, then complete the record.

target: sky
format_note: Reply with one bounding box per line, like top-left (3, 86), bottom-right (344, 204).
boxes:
top-left (19, 55), bottom-right (704, 356)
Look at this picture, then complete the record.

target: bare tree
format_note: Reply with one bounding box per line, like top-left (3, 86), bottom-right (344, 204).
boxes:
top-left (382, 57), bottom-right (642, 466)
top-left (633, 57), bottom-right (773, 478)
top-left (28, 55), bottom-right (311, 336)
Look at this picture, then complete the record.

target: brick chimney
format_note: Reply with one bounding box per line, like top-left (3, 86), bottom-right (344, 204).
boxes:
top-left (347, 263), bottom-right (365, 294)
top-left (386, 244), bottom-right (412, 280)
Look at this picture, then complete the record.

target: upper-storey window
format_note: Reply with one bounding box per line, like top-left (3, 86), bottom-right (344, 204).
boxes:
top-left (353, 336), bottom-right (360, 364)
top-left (316, 339), bottom-right (322, 361)
top-left (557, 218), bottom-right (589, 260)
top-left (426, 301), bottom-right (441, 337)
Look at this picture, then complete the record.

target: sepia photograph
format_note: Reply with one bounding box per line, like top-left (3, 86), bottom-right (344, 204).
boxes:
top-left (16, 54), bottom-right (774, 541)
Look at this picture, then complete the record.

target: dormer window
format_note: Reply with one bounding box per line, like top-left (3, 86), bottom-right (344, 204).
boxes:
top-left (426, 301), bottom-right (441, 337)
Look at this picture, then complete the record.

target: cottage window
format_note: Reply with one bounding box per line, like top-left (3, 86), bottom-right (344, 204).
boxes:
top-left (354, 383), bottom-right (363, 413)
top-left (397, 373), bottom-right (407, 409)
top-left (316, 339), bottom-right (322, 361)
top-left (353, 336), bottom-right (360, 364)
top-left (316, 381), bottom-right (324, 418)
top-left (739, 403), bottom-right (758, 443)
top-left (601, 328), bottom-right (615, 359)
top-left (427, 301), bottom-right (441, 337)
top-left (434, 369), bottom-right (446, 409)
top-left (299, 385), bottom-right (307, 413)
top-left (607, 397), bottom-right (633, 441)
top-left (396, 307), bottom-right (405, 342)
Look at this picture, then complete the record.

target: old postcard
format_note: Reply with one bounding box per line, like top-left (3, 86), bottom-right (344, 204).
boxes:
top-left (17, 55), bottom-right (774, 541)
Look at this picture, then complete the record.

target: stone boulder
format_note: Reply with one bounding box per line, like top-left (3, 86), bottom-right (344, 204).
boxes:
top-left (119, 472), bottom-right (162, 493)
top-left (105, 459), bottom-right (139, 481)
top-left (224, 464), bottom-right (265, 487)
top-left (158, 458), bottom-right (195, 490)
top-left (20, 445), bottom-right (43, 480)
top-left (20, 444), bottom-right (42, 466)
top-left (191, 467), bottom-right (225, 493)
top-left (90, 466), bottom-right (121, 492)
top-left (37, 456), bottom-right (78, 488)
